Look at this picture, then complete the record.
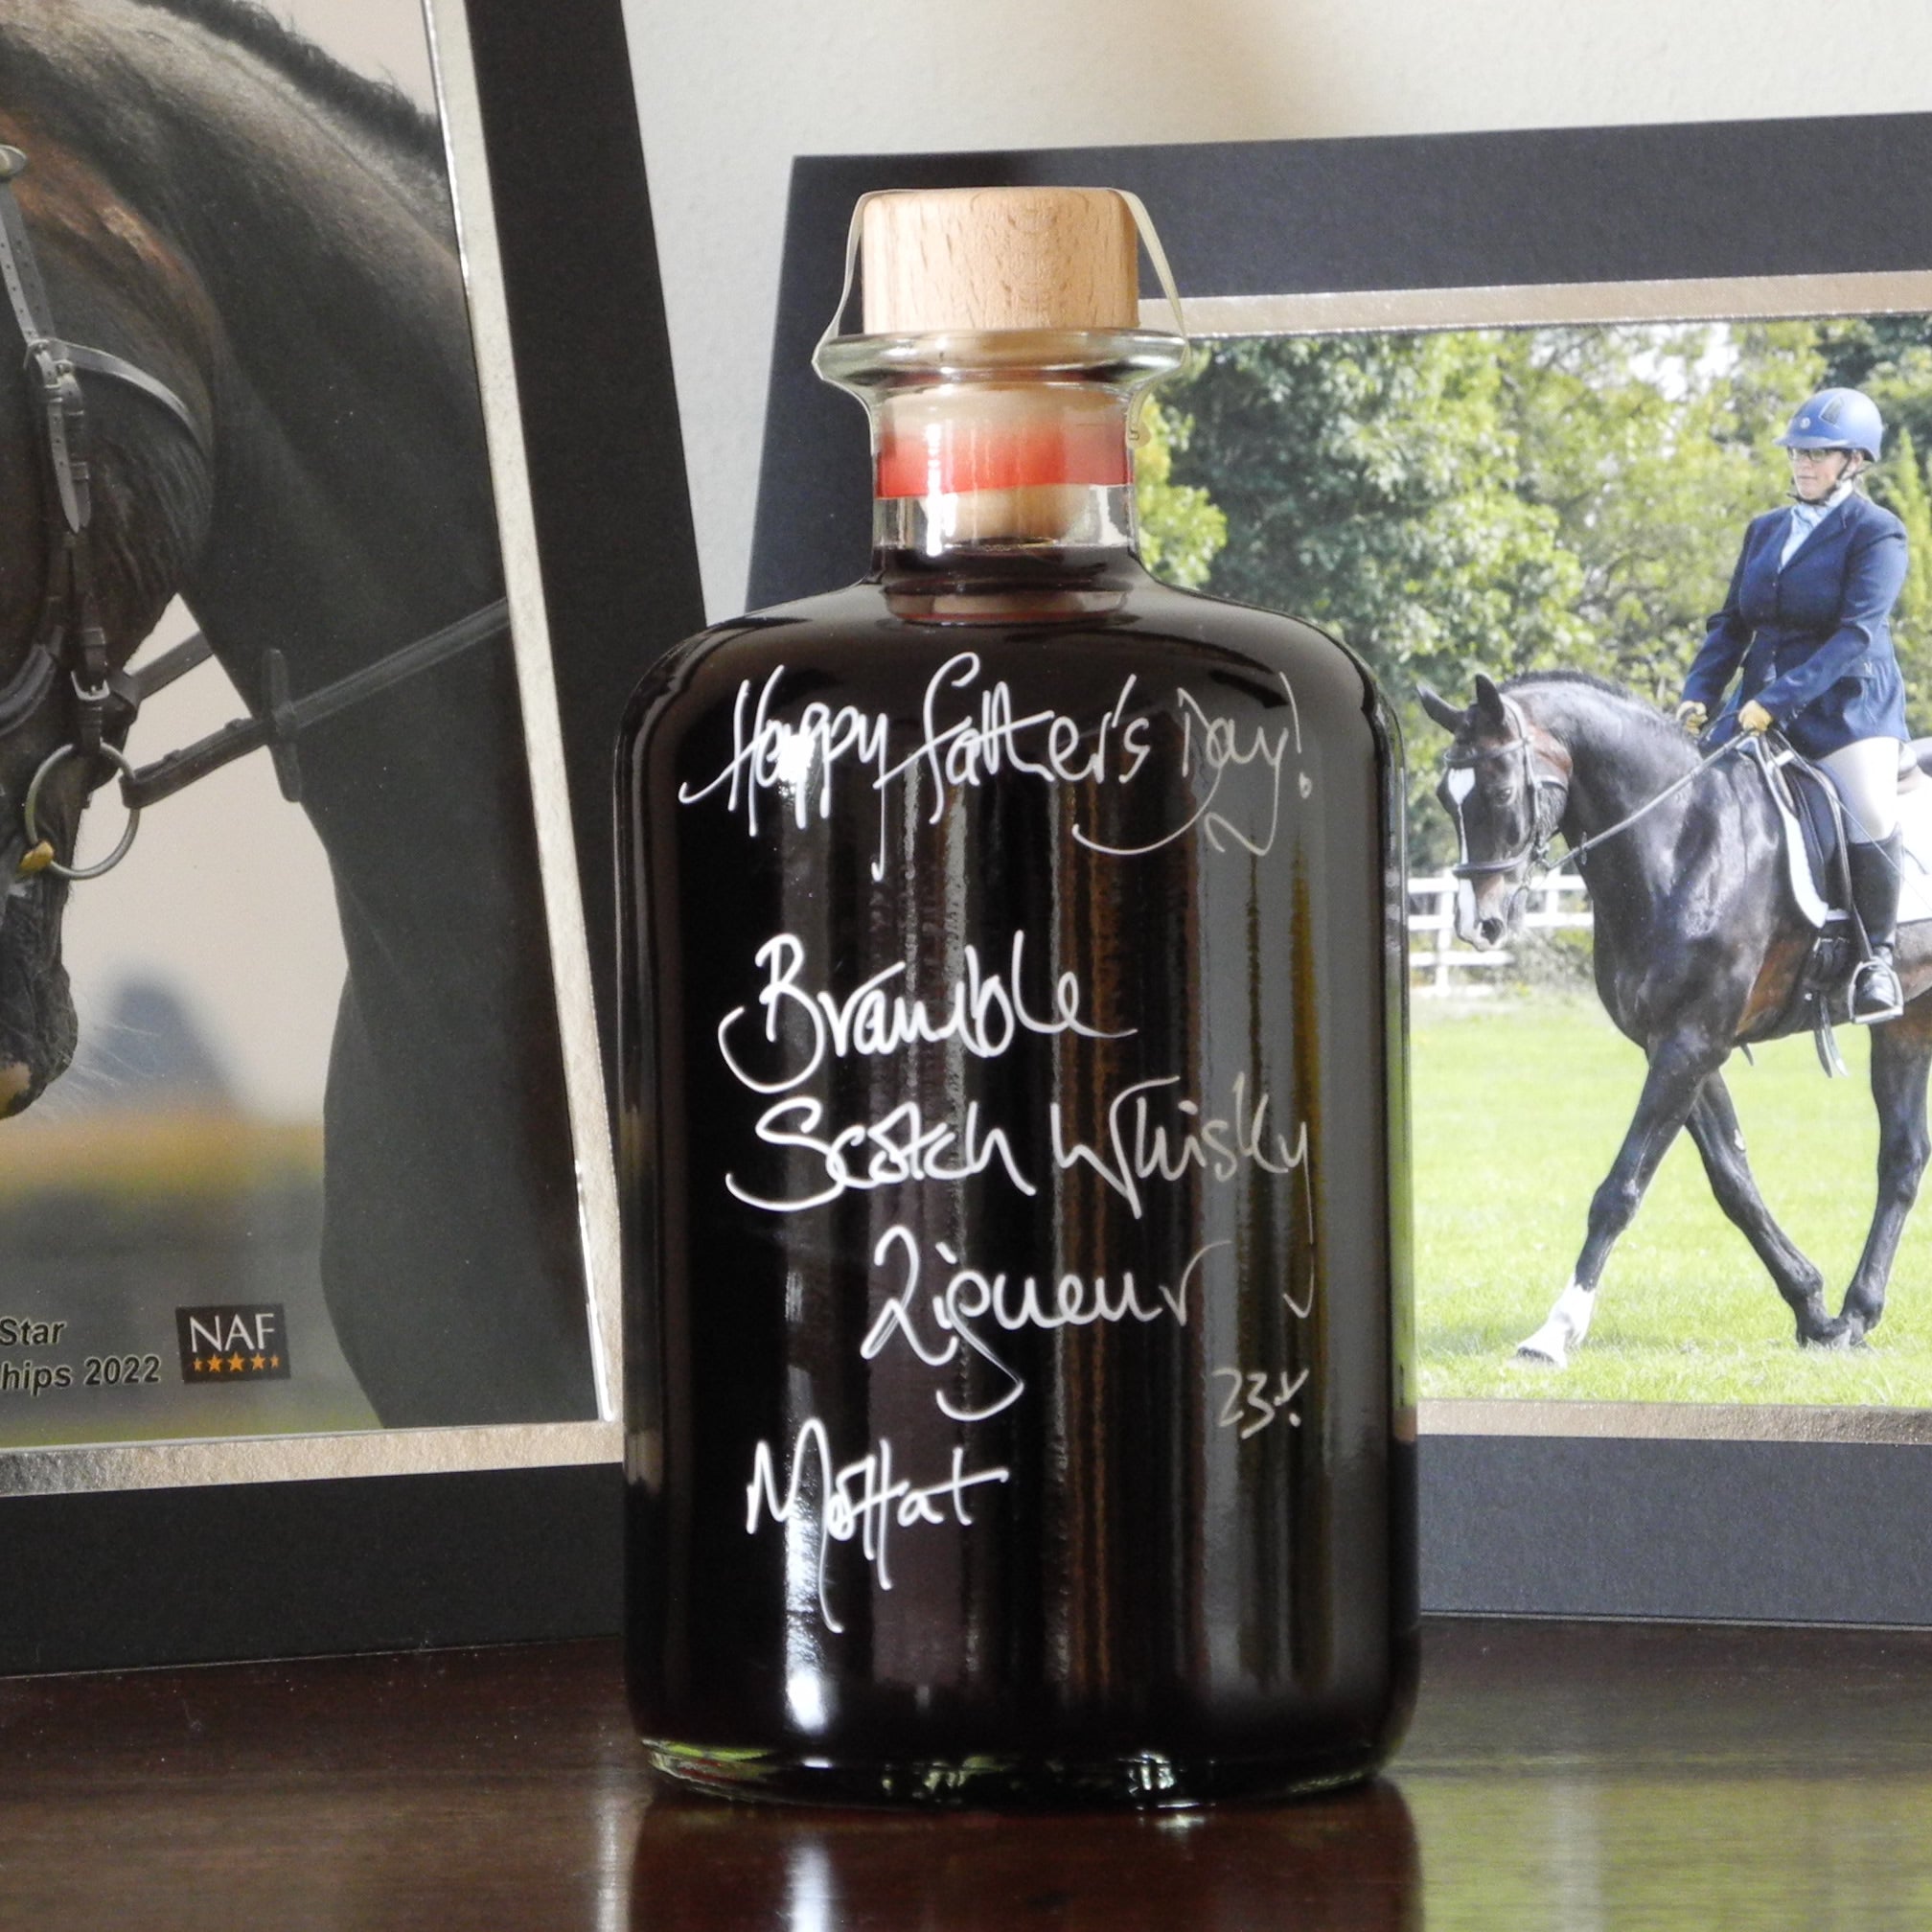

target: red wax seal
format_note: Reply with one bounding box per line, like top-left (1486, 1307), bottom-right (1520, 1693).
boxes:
top-left (876, 417), bottom-right (1131, 498)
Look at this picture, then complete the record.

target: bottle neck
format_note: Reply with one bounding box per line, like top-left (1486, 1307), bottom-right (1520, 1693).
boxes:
top-left (815, 326), bottom-right (1187, 596)
top-left (868, 382), bottom-right (1138, 562)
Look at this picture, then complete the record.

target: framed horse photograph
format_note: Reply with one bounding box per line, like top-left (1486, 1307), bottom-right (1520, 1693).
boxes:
top-left (0, 0), bottom-right (702, 1672)
top-left (754, 117), bottom-right (1932, 1627)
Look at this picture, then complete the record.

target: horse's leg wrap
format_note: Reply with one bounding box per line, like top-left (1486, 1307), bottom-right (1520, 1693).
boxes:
top-left (1527, 1035), bottom-right (1716, 1367)
top-left (1516, 1280), bottom-right (1596, 1368)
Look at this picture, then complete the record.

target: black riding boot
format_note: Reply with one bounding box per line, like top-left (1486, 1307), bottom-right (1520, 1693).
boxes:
top-left (1848, 831), bottom-right (1905, 1024)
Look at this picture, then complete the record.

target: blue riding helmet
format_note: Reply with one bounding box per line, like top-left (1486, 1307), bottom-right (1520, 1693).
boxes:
top-left (1774, 387), bottom-right (1885, 461)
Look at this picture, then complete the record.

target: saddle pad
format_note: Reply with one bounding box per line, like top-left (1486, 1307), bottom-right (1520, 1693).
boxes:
top-left (1759, 752), bottom-right (1847, 930)
top-left (1761, 748), bottom-right (1932, 929)
top-left (1893, 786), bottom-right (1932, 926)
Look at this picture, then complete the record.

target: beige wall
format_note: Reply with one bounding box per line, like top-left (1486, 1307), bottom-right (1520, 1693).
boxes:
top-left (624, 0), bottom-right (1932, 618)
top-left (289, 0), bottom-right (433, 102)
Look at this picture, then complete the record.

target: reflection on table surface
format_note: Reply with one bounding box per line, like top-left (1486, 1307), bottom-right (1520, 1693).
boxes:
top-left (6, 1618), bottom-right (1932, 1929)
top-left (631, 1780), bottom-right (1417, 1930)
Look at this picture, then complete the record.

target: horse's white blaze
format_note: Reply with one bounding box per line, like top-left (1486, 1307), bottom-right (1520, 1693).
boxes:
top-left (1515, 1279), bottom-right (1596, 1368)
top-left (1444, 766), bottom-right (1483, 941)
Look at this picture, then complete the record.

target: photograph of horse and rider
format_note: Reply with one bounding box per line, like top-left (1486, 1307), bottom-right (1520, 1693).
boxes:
top-left (1138, 313), bottom-right (1932, 1405)
top-left (0, 0), bottom-right (601, 1445)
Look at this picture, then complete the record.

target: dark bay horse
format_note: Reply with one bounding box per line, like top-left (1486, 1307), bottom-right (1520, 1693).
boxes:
top-left (0, 0), bottom-right (596, 1426)
top-left (1421, 671), bottom-right (1932, 1364)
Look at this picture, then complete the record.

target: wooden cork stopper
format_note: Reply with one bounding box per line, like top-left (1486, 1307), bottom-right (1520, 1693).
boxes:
top-left (860, 188), bottom-right (1139, 335)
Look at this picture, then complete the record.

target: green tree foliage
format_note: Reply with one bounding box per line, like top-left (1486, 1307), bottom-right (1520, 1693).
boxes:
top-left (1499, 322), bottom-right (1822, 705)
top-left (1821, 325), bottom-right (1932, 729)
top-left (1161, 332), bottom-right (1587, 863)
top-left (1877, 426), bottom-right (1932, 720)
top-left (1816, 316), bottom-right (1932, 459)
top-left (1133, 397), bottom-right (1226, 588)
top-left (1165, 333), bottom-right (1587, 692)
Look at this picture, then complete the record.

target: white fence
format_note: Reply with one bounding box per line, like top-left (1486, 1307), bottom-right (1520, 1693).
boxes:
top-left (1408, 874), bottom-right (1593, 993)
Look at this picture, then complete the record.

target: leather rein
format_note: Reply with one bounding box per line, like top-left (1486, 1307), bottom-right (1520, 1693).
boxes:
top-left (0, 143), bottom-right (507, 882)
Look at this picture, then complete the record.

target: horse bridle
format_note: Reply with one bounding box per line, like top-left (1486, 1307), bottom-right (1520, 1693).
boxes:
top-left (1442, 692), bottom-right (1768, 892)
top-left (1440, 695), bottom-right (1571, 880)
top-left (0, 143), bottom-right (508, 882)
top-left (0, 142), bottom-right (196, 877)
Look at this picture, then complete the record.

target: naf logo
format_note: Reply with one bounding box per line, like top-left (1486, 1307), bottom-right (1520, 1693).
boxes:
top-left (176, 1305), bottom-right (291, 1383)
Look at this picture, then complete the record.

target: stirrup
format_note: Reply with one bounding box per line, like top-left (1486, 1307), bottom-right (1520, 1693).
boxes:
top-left (1851, 954), bottom-right (1903, 1025)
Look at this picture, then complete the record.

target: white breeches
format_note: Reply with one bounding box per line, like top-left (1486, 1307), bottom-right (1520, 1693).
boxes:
top-left (1818, 737), bottom-right (1900, 844)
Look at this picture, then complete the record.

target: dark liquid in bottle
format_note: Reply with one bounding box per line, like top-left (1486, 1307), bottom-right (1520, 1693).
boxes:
top-left (618, 551), bottom-right (1415, 1806)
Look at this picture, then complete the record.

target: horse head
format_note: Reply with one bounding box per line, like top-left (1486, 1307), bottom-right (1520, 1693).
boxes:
top-left (0, 126), bottom-right (215, 1114)
top-left (1418, 674), bottom-right (1572, 950)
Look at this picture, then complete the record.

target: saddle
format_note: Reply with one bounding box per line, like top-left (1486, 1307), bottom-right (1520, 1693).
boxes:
top-left (1745, 736), bottom-right (1932, 1071)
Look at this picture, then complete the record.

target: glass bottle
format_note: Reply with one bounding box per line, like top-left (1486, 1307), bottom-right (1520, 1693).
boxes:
top-left (616, 187), bottom-right (1415, 1806)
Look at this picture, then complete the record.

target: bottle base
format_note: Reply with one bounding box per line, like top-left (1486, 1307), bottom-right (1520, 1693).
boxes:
top-left (641, 1736), bottom-right (1384, 1810)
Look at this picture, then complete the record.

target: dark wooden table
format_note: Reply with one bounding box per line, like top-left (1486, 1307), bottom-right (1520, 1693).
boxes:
top-left (6, 1618), bottom-right (1932, 1929)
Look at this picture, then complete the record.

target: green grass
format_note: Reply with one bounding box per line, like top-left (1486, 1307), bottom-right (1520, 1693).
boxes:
top-left (1414, 995), bottom-right (1932, 1405)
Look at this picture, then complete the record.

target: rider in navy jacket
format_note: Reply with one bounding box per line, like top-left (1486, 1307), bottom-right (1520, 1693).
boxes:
top-left (1678, 386), bottom-right (1911, 1023)
top-left (1683, 491), bottom-right (1908, 760)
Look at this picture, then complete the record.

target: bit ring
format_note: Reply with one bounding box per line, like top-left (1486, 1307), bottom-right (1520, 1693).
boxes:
top-left (23, 742), bottom-right (141, 880)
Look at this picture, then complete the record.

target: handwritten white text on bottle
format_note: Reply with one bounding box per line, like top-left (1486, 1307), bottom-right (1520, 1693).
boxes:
top-left (677, 668), bottom-right (891, 845)
top-left (1213, 1366), bottom-right (1312, 1439)
top-left (860, 1225), bottom-right (1231, 1422)
top-left (678, 656), bottom-right (1300, 873)
top-left (1049, 1072), bottom-right (1312, 1221)
top-left (716, 929), bottom-right (1128, 1099)
top-left (746, 1417), bottom-right (1011, 1632)
top-left (724, 1069), bottom-right (1312, 1219)
top-left (1072, 680), bottom-right (1302, 859)
top-left (724, 1096), bottom-right (1035, 1214)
